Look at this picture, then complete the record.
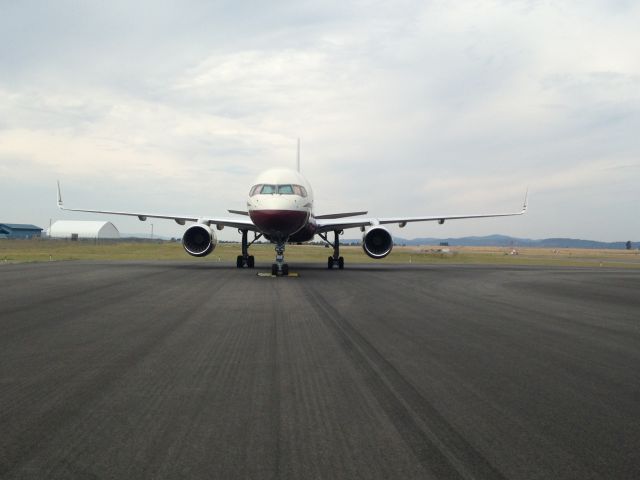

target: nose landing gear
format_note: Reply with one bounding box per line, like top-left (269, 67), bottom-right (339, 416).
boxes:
top-left (271, 241), bottom-right (289, 276)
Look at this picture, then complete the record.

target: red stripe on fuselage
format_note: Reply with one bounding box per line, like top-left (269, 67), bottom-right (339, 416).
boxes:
top-left (249, 209), bottom-right (309, 240)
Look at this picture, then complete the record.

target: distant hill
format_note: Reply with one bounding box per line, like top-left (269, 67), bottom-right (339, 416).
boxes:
top-left (388, 234), bottom-right (637, 249)
top-left (120, 232), bottom-right (636, 250)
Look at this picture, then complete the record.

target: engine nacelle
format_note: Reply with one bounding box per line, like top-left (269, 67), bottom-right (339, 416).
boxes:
top-left (362, 227), bottom-right (393, 259)
top-left (182, 224), bottom-right (216, 257)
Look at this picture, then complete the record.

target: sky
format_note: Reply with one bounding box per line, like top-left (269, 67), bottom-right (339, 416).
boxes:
top-left (1, 0), bottom-right (638, 242)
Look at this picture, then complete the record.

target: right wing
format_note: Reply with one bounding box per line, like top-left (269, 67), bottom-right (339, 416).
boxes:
top-left (57, 182), bottom-right (258, 231)
top-left (314, 211), bottom-right (368, 219)
top-left (316, 190), bottom-right (528, 233)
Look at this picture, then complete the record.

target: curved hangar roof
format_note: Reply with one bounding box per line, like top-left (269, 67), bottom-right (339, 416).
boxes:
top-left (48, 221), bottom-right (120, 239)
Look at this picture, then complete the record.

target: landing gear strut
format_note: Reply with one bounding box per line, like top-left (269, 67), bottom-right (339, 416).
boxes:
top-left (271, 241), bottom-right (289, 276)
top-left (319, 230), bottom-right (344, 270)
top-left (236, 229), bottom-right (261, 268)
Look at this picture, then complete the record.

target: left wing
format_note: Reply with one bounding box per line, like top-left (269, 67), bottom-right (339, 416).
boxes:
top-left (316, 191), bottom-right (528, 233)
top-left (57, 182), bottom-right (258, 231)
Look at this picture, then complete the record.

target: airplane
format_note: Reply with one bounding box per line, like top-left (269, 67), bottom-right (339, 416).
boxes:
top-left (57, 167), bottom-right (527, 276)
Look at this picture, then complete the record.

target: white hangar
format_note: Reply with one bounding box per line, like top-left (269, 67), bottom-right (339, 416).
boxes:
top-left (48, 221), bottom-right (120, 240)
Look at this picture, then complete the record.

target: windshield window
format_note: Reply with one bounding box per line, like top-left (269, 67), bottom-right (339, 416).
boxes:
top-left (251, 184), bottom-right (307, 196)
top-left (293, 185), bottom-right (308, 197)
top-left (277, 184), bottom-right (294, 195)
top-left (260, 184), bottom-right (277, 194)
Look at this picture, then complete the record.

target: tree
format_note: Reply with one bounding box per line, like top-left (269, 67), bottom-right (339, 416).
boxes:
top-left (626, 241), bottom-right (632, 250)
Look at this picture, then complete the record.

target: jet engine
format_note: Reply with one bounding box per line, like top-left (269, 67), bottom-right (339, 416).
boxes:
top-left (182, 224), bottom-right (216, 257)
top-left (362, 227), bottom-right (393, 259)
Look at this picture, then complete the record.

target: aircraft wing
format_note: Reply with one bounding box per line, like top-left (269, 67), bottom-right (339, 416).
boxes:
top-left (57, 182), bottom-right (258, 231)
top-left (316, 191), bottom-right (528, 233)
top-left (315, 211), bottom-right (368, 219)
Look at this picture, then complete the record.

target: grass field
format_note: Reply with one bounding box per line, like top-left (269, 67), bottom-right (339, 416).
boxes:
top-left (2, 239), bottom-right (640, 268)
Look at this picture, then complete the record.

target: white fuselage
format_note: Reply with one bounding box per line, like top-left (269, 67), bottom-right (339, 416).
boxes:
top-left (247, 168), bottom-right (317, 242)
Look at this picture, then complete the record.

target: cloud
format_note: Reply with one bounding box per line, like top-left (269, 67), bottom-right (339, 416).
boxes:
top-left (0, 1), bottom-right (639, 241)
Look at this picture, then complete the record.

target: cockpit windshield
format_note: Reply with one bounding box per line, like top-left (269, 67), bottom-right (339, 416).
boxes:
top-left (277, 185), bottom-right (294, 195)
top-left (260, 184), bottom-right (277, 194)
top-left (293, 185), bottom-right (307, 197)
top-left (249, 184), bottom-right (308, 197)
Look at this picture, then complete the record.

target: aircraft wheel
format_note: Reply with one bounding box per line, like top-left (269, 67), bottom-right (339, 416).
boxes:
top-left (236, 255), bottom-right (243, 268)
top-left (271, 264), bottom-right (278, 276)
top-left (338, 257), bottom-right (344, 270)
top-left (248, 256), bottom-right (255, 268)
top-left (327, 256), bottom-right (334, 269)
top-left (282, 264), bottom-right (289, 276)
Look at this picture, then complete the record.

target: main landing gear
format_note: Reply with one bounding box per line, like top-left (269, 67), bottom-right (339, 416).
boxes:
top-left (319, 230), bottom-right (344, 270)
top-left (236, 229), bottom-right (262, 269)
top-left (271, 241), bottom-right (289, 276)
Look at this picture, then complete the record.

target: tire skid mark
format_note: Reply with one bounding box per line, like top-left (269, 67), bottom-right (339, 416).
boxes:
top-left (219, 314), bottom-right (271, 476)
top-left (0, 270), bottom-right (230, 477)
top-left (344, 272), bottom-right (601, 478)
top-left (152, 322), bottom-right (240, 477)
top-left (304, 285), bottom-right (507, 480)
top-left (0, 263), bottom-right (161, 315)
top-left (0, 264), bottom-right (86, 287)
top-left (491, 285), bottom-right (640, 343)
top-left (151, 299), bottom-right (256, 478)
top-left (1, 264), bottom-right (168, 312)
top-left (42, 274), bottom-right (234, 479)
top-left (268, 281), bottom-right (282, 480)
top-left (332, 269), bottom-right (619, 479)
top-left (276, 281), bottom-right (358, 478)
top-left (0, 266), bottom-right (200, 414)
top-left (418, 271), bottom-right (640, 386)
top-left (361, 268), bottom-right (640, 385)
top-left (273, 278), bottom-right (363, 478)
top-left (1, 266), bottom-right (176, 340)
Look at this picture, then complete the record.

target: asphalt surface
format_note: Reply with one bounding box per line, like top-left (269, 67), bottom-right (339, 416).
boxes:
top-left (1, 261), bottom-right (639, 479)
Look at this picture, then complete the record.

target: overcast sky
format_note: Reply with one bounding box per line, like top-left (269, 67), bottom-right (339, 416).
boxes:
top-left (1, 0), bottom-right (638, 241)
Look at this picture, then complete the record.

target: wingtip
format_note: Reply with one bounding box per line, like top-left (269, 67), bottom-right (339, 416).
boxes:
top-left (56, 180), bottom-right (63, 207)
top-left (522, 187), bottom-right (529, 213)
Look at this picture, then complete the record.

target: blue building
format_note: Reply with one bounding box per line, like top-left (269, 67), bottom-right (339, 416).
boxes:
top-left (0, 223), bottom-right (43, 239)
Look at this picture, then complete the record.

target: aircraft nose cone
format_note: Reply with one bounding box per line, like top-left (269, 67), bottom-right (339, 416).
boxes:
top-left (249, 210), bottom-right (308, 238)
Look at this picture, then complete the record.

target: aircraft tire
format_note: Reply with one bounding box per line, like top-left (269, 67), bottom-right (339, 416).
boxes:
top-left (248, 256), bottom-right (255, 268)
top-left (282, 264), bottom-right (289, 276)
top-left (327, 256), bottom-right (334, 269)
top-left (236, 255), bottom-right (243, 268)
top-left (338, 257), bottom-right (344, 269)
top-left (271, 264), bottom-right (278, 276)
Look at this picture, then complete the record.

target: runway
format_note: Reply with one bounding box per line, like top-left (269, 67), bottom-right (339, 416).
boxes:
top-left (1, 261), bottom-right (639, 479)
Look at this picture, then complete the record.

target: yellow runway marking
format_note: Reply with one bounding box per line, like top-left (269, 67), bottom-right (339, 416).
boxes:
top-left (257, 272), bottom-right (300, 277)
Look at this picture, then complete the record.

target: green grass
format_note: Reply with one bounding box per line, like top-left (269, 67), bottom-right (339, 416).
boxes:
top-left (1, 239), bottom-right (639, 268)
